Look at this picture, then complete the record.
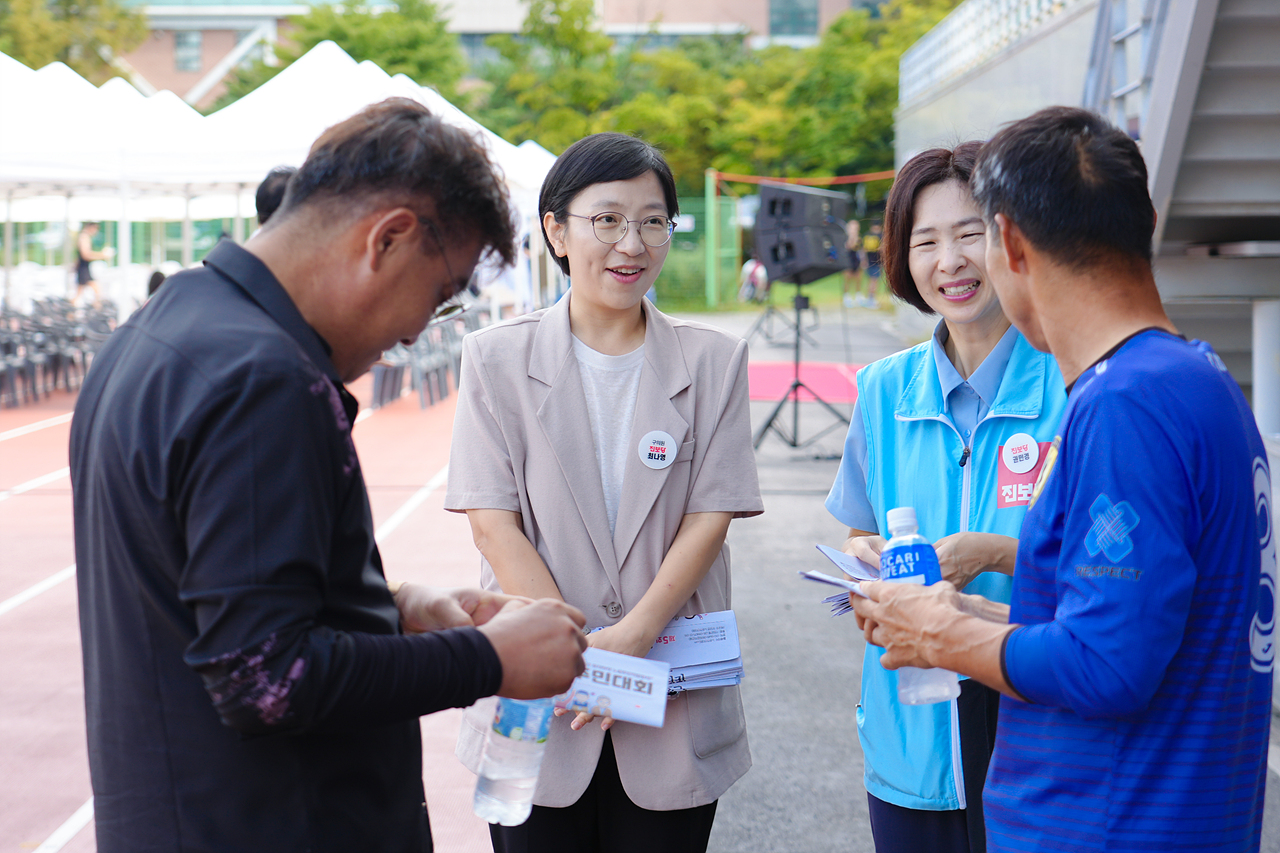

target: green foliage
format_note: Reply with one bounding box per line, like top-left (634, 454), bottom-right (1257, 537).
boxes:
top-left (213, 0), bottom-right (465, 112)
top-left (468, 0), bottom-right (615, 152)
top-left (473, 0), bottom-right (958, 196)
top-left (0, 0), bottom-right (146, 82)
top-left (785, 0), bottom-right (961, 184)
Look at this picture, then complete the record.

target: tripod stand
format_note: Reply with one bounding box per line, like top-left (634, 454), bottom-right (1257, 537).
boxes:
top-left (752, 280), bottom-right (850, 449)
top-left (743, 285), bottom-right (820, 349)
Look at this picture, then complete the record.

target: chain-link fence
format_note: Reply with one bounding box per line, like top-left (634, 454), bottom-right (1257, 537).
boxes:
top-left (654, 196), bottom-right (741, 310)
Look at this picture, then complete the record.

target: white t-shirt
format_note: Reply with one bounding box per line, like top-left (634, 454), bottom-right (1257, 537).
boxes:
top-left (571, 336), bottom-right (645, 535)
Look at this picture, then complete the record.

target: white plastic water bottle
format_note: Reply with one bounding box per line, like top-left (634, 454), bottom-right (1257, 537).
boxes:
top-left (879, 507), bottom-right (961, 705)
top-left (472, 697), bottom-right (555, 826)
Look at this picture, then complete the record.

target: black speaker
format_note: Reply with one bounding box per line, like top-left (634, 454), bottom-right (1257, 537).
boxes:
top-left (754, 182), bottom-right (848, 284)
top-left (756, 226), bottom-right (847, 285)
top-left (756, 182), bottom-right (848, 233)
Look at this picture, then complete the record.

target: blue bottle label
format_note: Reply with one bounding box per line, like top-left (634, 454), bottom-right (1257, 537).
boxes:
top-left (880, 543), bottom-right (942, 585)
top-left (493, 698), bottom-right (553, 743)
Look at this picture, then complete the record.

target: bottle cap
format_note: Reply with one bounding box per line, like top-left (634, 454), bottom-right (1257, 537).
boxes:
top-left (886, 506), bottom-right (918, 533)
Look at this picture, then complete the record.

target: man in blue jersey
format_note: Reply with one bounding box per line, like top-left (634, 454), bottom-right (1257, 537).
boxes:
top-left (851, 106), bottom-right (1273, 852)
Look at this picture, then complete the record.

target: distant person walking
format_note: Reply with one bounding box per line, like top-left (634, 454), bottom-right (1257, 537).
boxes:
top-left (858, 223), bottom-right (883, 308)
top-left (739, 250), bottom-right (769, 303)
top-left (75, 222), bottom-right (113, 307)
top-left (843, 219), bottom-right (863, 308)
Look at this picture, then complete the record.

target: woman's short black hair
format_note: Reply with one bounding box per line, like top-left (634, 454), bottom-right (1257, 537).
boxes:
top-left (538, 133), bottom-right (679, 276)
top-left (882, 142), bottom-right (983, 314)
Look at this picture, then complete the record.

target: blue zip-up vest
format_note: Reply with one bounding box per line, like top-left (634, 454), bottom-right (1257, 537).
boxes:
top-left (855, 332), bottom-right (1067, 811)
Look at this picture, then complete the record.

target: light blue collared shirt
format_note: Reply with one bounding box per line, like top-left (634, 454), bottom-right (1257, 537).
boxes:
top-left (930, 321), bottom-right (1019, 444)
top-left (832, 321), bottom-right (1020, 532)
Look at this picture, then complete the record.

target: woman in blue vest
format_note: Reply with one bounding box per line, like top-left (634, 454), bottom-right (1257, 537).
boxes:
top-left (824, 142), bottom-right (1068, 853)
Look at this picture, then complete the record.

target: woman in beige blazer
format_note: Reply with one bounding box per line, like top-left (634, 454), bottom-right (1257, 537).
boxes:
top-left (446, 132), bottom-right (764, 853)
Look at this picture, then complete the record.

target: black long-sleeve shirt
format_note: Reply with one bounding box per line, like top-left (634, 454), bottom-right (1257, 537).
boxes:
top-left (71, 240), bottom-right (501, 853)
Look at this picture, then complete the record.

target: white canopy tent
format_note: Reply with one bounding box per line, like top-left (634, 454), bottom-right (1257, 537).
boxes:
top-left (1, 41), bottom-right (557, 313)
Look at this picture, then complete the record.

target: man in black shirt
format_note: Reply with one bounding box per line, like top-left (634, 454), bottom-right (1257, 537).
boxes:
top-left (70, 99), bottom-right (587, 853)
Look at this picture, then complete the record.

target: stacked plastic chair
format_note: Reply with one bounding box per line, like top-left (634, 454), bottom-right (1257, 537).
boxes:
top-left (0, 299), bottom-right (116, 407)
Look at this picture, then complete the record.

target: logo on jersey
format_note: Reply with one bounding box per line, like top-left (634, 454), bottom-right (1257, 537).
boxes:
top-left (1250, 457), bottom-right (1276, 673)
top-left (1084, 494), bottom-right (1140, 562)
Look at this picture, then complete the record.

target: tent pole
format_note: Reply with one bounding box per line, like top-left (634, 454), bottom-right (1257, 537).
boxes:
top-left (65, 191), bottom-right (75, 298)
top-left (234, 183), bottom-right (245, 243)
top-left (3, 190), bottom-right (13, 311)
top-left (182, 187), bottom-right (193, 267)
top-left (118, 180), bottom-right (132, 309)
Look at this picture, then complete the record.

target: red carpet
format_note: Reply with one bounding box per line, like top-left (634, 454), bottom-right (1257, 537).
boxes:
top-left (748, 361), bottom-right (863, 404)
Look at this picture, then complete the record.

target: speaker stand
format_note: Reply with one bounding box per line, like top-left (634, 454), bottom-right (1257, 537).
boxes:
top-left (744, 290), bottom-right (820, 349)
top-left (752, 282), bottom-right (850, 449)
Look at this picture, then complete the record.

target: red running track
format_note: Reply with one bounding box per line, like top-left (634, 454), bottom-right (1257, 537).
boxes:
top-left (747, 361), bottom-right (862, 405)
top-left (0, 379), bottom-right (493, 852)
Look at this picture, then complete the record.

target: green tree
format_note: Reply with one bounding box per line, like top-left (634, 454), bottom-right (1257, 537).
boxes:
top-left (0, 0), bottom-right (146, 83)
top-left (787, 0), bottom-right (960, 179)
top-left (471, 0), bottom-right (616, 153)
top-left (474, 0), bottom-right (959, 194)
top-left (215, 0), bottom-right (465, 111)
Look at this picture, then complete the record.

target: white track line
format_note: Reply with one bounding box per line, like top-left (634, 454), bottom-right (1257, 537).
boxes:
top-left (0, 408), bottom-right (385, 618)
top-left (0, 467), bottom-right (70, 503)
top-left (33, 797), bottom-right (93, 852)
top-left (835, 363), bottom-right (861, 387)
top-left (0, 413), bottom-right (74, 442)
top-left (0, 404), bottom-right (368, 443)
top-left (0, 565), bottom-right (76, 617)
top-left (374, 465), bottom-right (448, 544)
top-left (1269, 744), bottom-right (1280, 778)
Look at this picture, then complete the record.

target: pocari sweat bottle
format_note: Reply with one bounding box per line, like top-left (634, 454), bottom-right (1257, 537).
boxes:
top-left (472, 697), bottom-right (555, 825)
top-left (879, 507), bottom-right (961, 705)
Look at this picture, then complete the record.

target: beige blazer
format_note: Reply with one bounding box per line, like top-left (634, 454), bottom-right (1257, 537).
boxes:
top-left (445, 294), bottom-right (764, 810)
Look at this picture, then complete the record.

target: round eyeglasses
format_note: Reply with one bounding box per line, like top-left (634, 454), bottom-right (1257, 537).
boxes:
top-left (419, 217), bottom-right (481, 325)
top-left (566, 212), bottom-right (675, 248)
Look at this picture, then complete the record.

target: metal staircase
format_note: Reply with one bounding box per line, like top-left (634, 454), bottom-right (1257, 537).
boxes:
top-left (1083, 0), bottom-right (1280, 422)
top-left (1083, 0), bottom-right (1171, 140)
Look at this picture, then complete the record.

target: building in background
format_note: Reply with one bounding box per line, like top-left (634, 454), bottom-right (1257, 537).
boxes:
top-left (115, 0), bottom-right (875, 109)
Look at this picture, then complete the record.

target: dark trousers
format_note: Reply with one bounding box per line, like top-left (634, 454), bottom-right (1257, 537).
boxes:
top-left (866, 679), bottom-right (1001, 853)
top-left (489, 731), bottom-right (718, 853)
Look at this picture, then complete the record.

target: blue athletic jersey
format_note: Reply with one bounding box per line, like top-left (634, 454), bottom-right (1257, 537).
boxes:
top-left (985, 331), bottom-right (1273, 852)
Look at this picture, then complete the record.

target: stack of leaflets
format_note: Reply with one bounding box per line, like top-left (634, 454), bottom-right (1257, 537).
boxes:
top-left (645, 610), bottom-right (743, 694)
top-left (799, 544), bottom-right (879, 616)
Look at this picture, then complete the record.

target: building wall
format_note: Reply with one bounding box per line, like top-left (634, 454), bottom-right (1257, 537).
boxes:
top-left (604, 0), bottom-right (767, 33)
top-left (444, 0), bottom-right (854, 38)
top-left (124, 28), bottom-right (249, 109)
top-left (442, 0), bottom-right (525, 33)
top-left (894, 1), bottom-right (1098, 167)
